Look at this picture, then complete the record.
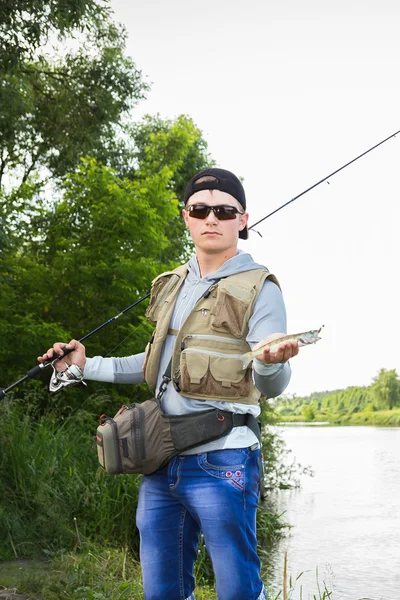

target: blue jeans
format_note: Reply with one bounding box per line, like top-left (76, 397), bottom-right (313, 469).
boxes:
top-left (136, 447), bottom-right (267, 600)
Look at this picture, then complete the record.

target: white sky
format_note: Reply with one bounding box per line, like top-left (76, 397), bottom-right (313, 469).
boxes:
top-left (111, 0), bottom-right (400, 397)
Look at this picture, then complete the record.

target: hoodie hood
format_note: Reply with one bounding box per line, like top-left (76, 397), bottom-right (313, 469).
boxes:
top-left (168, 250), bottom-right (268, 343)
top-left (186, 250), bottom-right (267, 284)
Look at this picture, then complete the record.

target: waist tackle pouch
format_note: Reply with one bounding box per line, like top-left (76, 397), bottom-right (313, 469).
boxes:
top-left (95, 399), bottom-right (244, 476)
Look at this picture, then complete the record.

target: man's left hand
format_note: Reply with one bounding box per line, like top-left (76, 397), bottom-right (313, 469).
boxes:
top-left (255, 333), bottom-right (299, 365)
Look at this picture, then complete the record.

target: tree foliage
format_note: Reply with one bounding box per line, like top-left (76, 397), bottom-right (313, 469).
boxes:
top-left (0, 0), bottom-right (109, 71)
top-left (0, 2), bottom-right (212, 405)
top-left (0, 0), bottom-right (147, 201)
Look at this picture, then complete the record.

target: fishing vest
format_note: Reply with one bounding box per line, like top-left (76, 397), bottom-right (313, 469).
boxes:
top-left (143, 264), bottom-right (280, 405)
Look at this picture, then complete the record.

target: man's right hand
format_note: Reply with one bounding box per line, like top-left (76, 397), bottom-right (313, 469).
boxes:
top-left (37, 339), bottom-right (87, 373)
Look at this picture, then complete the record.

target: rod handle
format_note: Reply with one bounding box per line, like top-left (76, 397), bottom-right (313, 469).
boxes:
top-left (27, 365), bottom-right (43, 377)
top-left (26, 345), bottom-right (74, 378)
top-left (51, 345), bottom-right (74, 363)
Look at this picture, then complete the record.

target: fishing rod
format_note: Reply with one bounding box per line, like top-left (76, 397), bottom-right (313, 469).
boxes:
top-left (249, 127), bottom-right (400, 230)
top-left (0, 294), bottom-right (149, 400)
top-left (0, 128), bottom-right (399, 401)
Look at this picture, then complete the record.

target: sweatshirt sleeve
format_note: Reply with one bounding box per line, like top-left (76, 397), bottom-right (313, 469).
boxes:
top-left (83, 352), bottom-right (146, 384)
top-left (247, 278), bottom-right (291, 398)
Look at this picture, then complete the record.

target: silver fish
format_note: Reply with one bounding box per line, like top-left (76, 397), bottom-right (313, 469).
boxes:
top-left (241, 326), bottom-right (323, 369)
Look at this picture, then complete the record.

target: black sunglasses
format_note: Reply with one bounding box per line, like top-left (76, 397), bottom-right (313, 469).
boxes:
top-left (187, 204), bottom-right (244, 221)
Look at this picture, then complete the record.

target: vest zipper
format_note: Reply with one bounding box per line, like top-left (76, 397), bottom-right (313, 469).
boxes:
top-left (183, 334), bottom-right (243, 346)
top-left (183, 347), bottom-right (244, 360)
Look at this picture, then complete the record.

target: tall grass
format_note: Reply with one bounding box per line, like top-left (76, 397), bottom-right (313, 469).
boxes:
top-left (0, 401), bottom-right (141, 560)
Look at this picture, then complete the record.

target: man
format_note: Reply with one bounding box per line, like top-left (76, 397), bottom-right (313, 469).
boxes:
top-left (38, 168), bottom-right (298, 600)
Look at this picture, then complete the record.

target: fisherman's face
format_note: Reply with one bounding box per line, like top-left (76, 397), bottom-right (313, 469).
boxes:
top-left (182, 189), bottom-right (248, 253)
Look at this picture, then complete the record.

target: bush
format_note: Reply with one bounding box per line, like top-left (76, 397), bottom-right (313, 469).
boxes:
top-left (301, 405), bottom-right (315, 421)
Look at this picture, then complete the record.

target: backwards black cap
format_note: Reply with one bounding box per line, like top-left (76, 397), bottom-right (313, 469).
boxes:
top-left (183, 168), bottom-right (248, 239)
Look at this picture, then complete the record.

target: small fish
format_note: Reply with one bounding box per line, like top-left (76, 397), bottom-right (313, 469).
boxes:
top-left (241, 326), bottom-right (323, 369)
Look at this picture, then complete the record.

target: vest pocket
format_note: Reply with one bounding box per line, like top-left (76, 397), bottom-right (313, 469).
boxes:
top-left (180, 348), bottom-right (251, 399)
top-left (146, 274), bottom-right (180, 324)
top-left (211, 283), bottom-right (255, 338)
top-left (145, 278), bottom-right (166, 324)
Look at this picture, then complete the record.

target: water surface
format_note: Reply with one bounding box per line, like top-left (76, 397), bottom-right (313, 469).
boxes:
top-left (267, 426), bottom-right (400, 600)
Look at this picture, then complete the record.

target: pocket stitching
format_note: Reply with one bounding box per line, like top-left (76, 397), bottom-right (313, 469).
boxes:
top-left (204, 459), bottom-right (245, 471)
top-left (199, 449), bottom-right (249, 474)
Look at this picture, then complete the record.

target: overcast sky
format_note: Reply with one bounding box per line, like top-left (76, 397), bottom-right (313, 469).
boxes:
top-left (111, 0), bottom-right (400, 397)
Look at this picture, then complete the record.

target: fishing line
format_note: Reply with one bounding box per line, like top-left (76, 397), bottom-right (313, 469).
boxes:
top-left (248, 128), bottom-right (400, 231)
top-left (104, 322), bottom-right (150, 358)
top-left (1, 128), bottom-right (399, 400)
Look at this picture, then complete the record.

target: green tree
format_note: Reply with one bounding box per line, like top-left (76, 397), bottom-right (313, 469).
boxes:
top-left (371, 368), bottom-right (400, 410)
top-left (0, 1), bottom-right (147, 206)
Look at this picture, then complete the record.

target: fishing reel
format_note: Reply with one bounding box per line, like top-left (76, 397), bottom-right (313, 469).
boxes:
top-left (49, 362), bottom-right (87, 393)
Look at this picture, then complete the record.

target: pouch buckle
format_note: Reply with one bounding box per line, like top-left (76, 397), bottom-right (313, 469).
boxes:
top-left (156, 375), bottom-right (170, 400)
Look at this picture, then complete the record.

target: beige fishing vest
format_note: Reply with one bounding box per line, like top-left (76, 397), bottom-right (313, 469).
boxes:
top-left (143, 264), bottom-right (280, 405)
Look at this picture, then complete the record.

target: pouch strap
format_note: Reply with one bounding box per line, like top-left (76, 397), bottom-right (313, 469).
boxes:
top-left (157, 365), bottom-right (262, 445)
top-left (230, 413), bottom-right (261, 446)
top-left (236, 413), bottom-right (261, 444)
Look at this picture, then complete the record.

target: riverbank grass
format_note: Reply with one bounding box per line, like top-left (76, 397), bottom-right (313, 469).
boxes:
top-left (0, 549), bottom-right (209, 600)
top-left (0, 549), bottom-right (334, 600)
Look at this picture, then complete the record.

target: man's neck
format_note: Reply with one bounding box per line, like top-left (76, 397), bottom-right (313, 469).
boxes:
top-left (196, 247), bottom-right (238, 277)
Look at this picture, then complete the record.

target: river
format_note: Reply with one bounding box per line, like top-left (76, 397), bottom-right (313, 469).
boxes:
top-left (267, 426), bottom-right (400, 600)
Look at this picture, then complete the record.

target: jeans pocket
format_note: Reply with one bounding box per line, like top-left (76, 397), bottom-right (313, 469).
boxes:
top-left (198, 448), bottom-right (249, 490)
top-left (204, 448), bottom-right (248, 470)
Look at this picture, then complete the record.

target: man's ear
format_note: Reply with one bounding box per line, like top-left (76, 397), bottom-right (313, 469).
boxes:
top-left (182, 208), bottom-right (190, 227)
top-left (239, 211), bottom-right (249, 231)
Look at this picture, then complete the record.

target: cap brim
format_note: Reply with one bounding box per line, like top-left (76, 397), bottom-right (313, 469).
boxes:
top-left (239, 225), bottom-right (248, 240)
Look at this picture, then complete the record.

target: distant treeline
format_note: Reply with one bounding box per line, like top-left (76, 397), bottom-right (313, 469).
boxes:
top-left (273, 368), bottom-right (400, 425)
